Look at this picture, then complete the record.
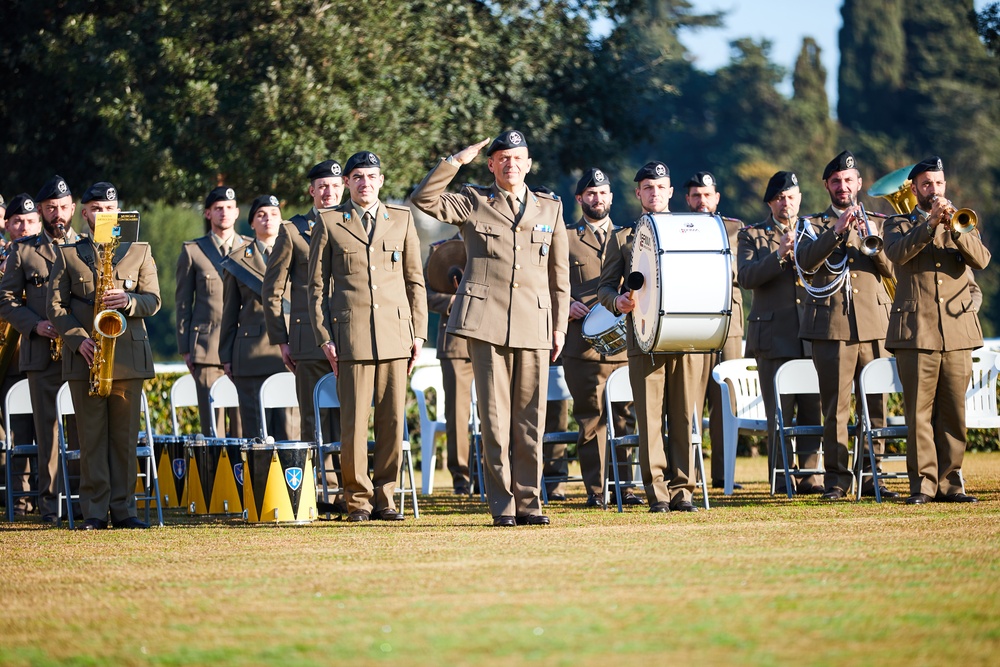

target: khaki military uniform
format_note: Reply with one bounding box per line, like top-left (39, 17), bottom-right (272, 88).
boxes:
top-left (597, 226), bottom-right (702, 507)
top-left (48, 239), bottom-right (160, 523)
top-left (0, 230), bottom-right (80, 516)
top-left (175, 233), bottom-right (249, 436)
top-left (796, 206), bottom-right (894, 492)
top-left (424, 233), bottom-right (474, 492)
top-left (564, 219), bottom-right (633, 499)
top-left (219, 240), bottom-right (297, 441)
top-left (736, 216), bottom-right (821, 489)
top-left (884, 210), bottom-right (990, 497)
top-left (307, 200), bottom-right (427, 515)
top-left (411, 159), bottom-right (570, 520)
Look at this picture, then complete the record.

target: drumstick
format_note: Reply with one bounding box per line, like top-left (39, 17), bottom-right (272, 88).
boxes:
top-left (626, 272), bottom-right (645, 300)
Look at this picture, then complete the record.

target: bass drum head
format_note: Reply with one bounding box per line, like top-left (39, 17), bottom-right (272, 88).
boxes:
top-left (631, 216), bottom-right (663, 353)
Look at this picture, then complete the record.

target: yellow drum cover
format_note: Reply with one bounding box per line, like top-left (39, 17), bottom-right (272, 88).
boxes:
top-left (242, 442), bottom-right (317, 524)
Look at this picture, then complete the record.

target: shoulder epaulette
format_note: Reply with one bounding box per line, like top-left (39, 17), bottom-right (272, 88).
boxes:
top-left (385, 202), bottom-right (410, 212)
top-left (463, 183), bottom-right (491, 192)
top-left (720, 215), bottom-right (744, 225)
top-left (867, 211), bottom-right (888, 219)
top-left (530, 186), bottom-right (559, 202)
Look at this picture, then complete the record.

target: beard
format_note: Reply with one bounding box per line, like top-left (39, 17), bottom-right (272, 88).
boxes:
top-left (581, 201), bottom-right (609, 221)
top-left (42, 215), bottom-right (69, 239)
top-left (916, 192), bottom-right (936, 212)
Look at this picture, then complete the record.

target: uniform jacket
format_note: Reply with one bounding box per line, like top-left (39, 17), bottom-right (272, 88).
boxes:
top-left (596, 227), bottom-right (649, 358)
top-left (219, 242), bottom-right (287, 377)
top-left (883, 210), bottom-right (991, 352)
top-left (795, 205), bottom-right (894, 342)
top-left (736, 216), bottom-right (809, 360)
top-left (424, 233), bottom-right (471, 361)
top-left (410, 159), bottom-right (570, 350)
top-left (720, 216), bottom-right (746, 341)
top-left (263, 217), bottom-right (325, 361)
top-left (307, 199), bottom-right (427, 362)
top-left (566, 218), bottom-right (627, 362)
top-left (0, 229), bottom-right (81, 371)
top-left (175, 233), bottom-right (251, 365)
top-left (48, 238), bottom-right (160, 381)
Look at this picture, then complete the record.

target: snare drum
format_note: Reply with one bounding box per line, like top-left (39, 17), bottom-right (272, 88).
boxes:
top-left (183, 437), bottom-right (248, 515)
top-left (581, 303), bottom-right (627, 356)
top-left (241, 441), bottom-right (318, 524)
top-left (150, 435), bottom-right (188, 508)
top-left (630, 212), bottom-right (732, 353)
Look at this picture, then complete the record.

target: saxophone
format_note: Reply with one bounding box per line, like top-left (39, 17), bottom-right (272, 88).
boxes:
top-left (0, 247), bottom-right (20, 378)
top-left (89, 235), bottom-right (128, 397)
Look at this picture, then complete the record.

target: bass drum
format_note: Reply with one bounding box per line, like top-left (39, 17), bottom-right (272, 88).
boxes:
top-left (629, 212), bottom-right (732, 353)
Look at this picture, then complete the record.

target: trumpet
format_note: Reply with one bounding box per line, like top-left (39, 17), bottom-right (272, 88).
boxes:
top-left (852, 201), bottom-right (883, 256)
top-left (935, 196), bottom-right (978, 234)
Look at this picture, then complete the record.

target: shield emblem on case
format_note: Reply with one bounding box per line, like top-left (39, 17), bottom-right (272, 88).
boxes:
top-left (233, 462), bottom-right (244, 486)
top-left (172, 458), bottom-right (185, 479)
top-left (285, 467), bottom-right (303, 491)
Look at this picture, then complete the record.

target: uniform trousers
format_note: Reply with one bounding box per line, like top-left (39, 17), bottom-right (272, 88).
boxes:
top-left (191, 363), bottom-right (242, 437)
top-left (294, 358), bottom-right (340, 488)
top-left (756, 356), bottom-right (822, 489)
top-left (468, 339), bottom-right (548, 518)
top-left (895, 349), bottom-right (971, 497)
top-left (812, 338), bottom-right (887, 492)
top-left (0, 373), bottom-right (34, 512)
top-left (233, 375), bottom-right (298, 442)
top-left (696, 335), bottom-right (744, 481)
top-left (440, 356), bottom-right (473, 490)
top-left (27, 363), bottom-right (64, 516)
top-left (69, 378), bottom-right (142, 522)
top-left (629, 352), bottom-right (701, 506)
top-left (564, 357), bottom-right (633, 498)
top-left (338, 358), bottom-right (407, 514)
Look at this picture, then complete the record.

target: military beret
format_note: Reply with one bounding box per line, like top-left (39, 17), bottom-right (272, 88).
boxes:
top-left (633, 161), bottom-right (670, 183)
top-left (81, 182), bottom-right (118, 204)
top-left (248, 194), bottom-right (281, 222)
top-left (908, 156), bottom-right (944, 181)
top-left (763, 171), bottom-right (798, 203)
top-left (307, 160), bottom-right (343, 180)
top-left (575, 167), bottom-right (611, 196)
top-left (344, 151), bottom-right (381, 176)
top-left (4, 193), bottom-right (36, 220)
top-left (822, 150), bottom-right (858, 181)
top-left (204, 186), bottom-right (236, 208)
top-left (487, 130), bottom-right (528, 156)
top-left (684, 171), bottom-right (716, 189)
top-left (35, 175), bottom-right (71, 203)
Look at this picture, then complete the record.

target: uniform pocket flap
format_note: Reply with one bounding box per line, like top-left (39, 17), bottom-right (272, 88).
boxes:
top-left (531, 230), bottom-right (553, 244)
top-left (474, 221), bottom-right (500, 237)
top-left (397, 307), bottom-right (412, 320)
top-left (752, 312), bottom-right (773, 322)
top-left (894, 299), bottom-right (917, 313)
top-left (459, 281), bottom-right (489, 300)
top-left (537, 295), bottom-right (551, 309)
top-left (332, 310), bottom-right (351, 323)
top-left (130, 326), bottom-right (148, 341)
top-left (382, 240), bottom-right (402, 251)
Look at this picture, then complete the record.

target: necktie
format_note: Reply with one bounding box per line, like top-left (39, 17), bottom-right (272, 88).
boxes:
top-left (507, 194), bottom-right (521, 221)
top-left (219, 242), bottom-right (229, 257)
top-left (595, 227), bottom-right (606, 248)
top-left (363, 211), bottom-right (374, 237)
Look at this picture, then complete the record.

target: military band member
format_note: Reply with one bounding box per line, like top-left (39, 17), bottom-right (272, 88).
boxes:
top-left (736, 171), bottom-right (822, 493)
top-left (884, 157), bottom-right (990, 504)
top-left (0, 178), bottom-right (82, 524)
top-left (175, 186), bottom-right (249, 436)
top-left (423, 233), bottom-right (475, 495)
top-left (597, 161), bottom-right (704, 513)
top-left (48, 183), bottom-right (160, 530)
top-left (0, 194), bottom-right (40, 516)
top-left (564, 168), bottom-right (637, 508)
top-left (263, 160), bottom-right (344, 498)
top-left (795, 151), bottom-right (896, 499)
top-left (308, 151), bottom-right (427, 522)
top-left (220, 195), bottom-right (297, 441)
top-left (684, 171), bottom-right (747, 490)
top-left (411, 131), bottom-right (570, 527)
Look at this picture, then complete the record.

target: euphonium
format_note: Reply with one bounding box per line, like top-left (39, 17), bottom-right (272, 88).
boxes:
top-left (89, 235), bottom-right (127, 397)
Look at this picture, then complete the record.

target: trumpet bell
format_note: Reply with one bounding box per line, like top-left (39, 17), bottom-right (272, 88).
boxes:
top-left (860, 234), bottom-right (884, 256)
top-left (868, 164), bottom-right (917, 215)
top-left (952, 208), bottom-right (978, 234)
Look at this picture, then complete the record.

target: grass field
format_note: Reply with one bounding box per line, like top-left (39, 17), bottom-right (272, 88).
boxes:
top-left (2, 454), bottom-right (999, 667)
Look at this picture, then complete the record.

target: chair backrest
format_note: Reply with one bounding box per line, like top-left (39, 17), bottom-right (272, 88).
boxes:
top-left (548, 365), bottom-right (572, 402)
top-left (209, 375), bottom-right (239, 408)
top-left (773, 359), bottom-right (821, 398)
top-left (4, 378), bottom-right (33, 444)
top-left (712, 358), bottom-right (766, 421)
top-left (966, 349), bottom-right (1000, 427)
top-left (410, 365), bottom-right (445, 419)
top-left (260, 371), bottom-right (299, 410)
top-left (312, 372), bottom-right (340, 445)
top-left (169, 373), bottom-right (198, 435)
top-left (605, 366), bottom-right (633, 404)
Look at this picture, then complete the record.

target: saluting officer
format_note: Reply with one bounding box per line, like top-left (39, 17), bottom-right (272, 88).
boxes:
top-left (0, 177), bottom-right (82, 523)
top-left (411, 131), bottom-right (570, 527)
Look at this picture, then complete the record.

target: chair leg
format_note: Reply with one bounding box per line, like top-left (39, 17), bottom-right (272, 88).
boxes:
top-left (407, 450), bottom-right (419, 519)
top-left (610, 437), bottom-right (623, 513)
top-left (866, 433), bottom-right (882, 503)
top-left (778, 424), bottom-right (793, 499)
top-left (694, 441), bottom-right (710, 510)
top-left (472, 435), bottom-right (486, 502)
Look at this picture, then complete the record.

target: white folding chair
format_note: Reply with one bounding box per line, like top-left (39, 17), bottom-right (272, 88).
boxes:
top-left (468, 379), bottom-right (486, 501)
top-left (258, 371), bottom-right (298, 440)
top-left (208, 375), bottom-right (240, 438)
top-left (169, 373), bottom-right (198, 436)
top-left (857, 358), bottom-right (910, 502)
top-left (541, 365), bottom-right (581, 504)
top-left (712, 358), bottom-right (768, 495)
top-left (4, 378), bottom-right (36, 521)
top-left (604, 367), bottom-right (640, 512)
top-left (312, 373), bottom-right (419, 517)
top-left (410, 365), bottom-right (447, 494)
top-left (966, 348), bottom-right (1000, 434)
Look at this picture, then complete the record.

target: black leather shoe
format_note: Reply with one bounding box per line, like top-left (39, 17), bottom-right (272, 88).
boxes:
top-left (585, 495), bottom-right (606, 508)
top-left (648, 502), bottom-right (670, 513)
top-left (78, 518), bottom-right (108, 531)
top-left (371, 508), bottom-right (404, 521)
top-left (821, 488), bottom-right (846, 500)
top-left (346, 510), bottom-right (371, 522)
top-left (938, 492), bottom-right (978, 503)
top-left (453, 484), bottom-right (470, 495)
top-left (712, 480), bottom-right (743, 490)
top-left (671, 500), bottom-right (699, 512)
top-left (861, 486), bottom-right (900, 499)
top-left (493, 515), bottom-right (516, 527)
top-left (317, 499), bottom-right (348, 514)
top-left (516, 514), bottom-right (550, 526)
top-left (796, 483), bottom-right (825, 495)
top-left (41, 514), bottom-right (59, 526)
top-left (622, 491), bottom-right (646, 506)
top-left (905, 493), bottom-right (932, 505)
top-left (112, 517), bottom-right (149, 529)
top-left (547, 492), bottom-right (567, 502)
